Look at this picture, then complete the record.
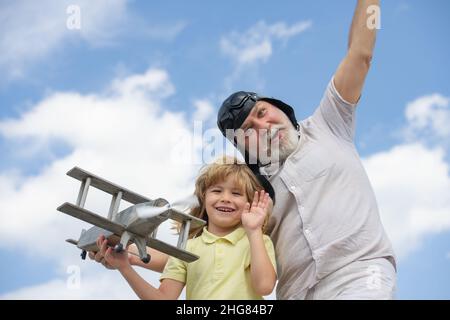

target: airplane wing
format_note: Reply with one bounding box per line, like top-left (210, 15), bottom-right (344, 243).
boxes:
top-left (65, 236), bottom-right (141, 259)
top-left (66, 239), bottom-right (79, 246)
top-left (146, 237), bottom-right (200, 263)
top-left (57, 202), bottom-right (125, 236)
top-left (67, 167), bottom-right (151, 204)
top-left (167, 209), bottom-right (206, 229)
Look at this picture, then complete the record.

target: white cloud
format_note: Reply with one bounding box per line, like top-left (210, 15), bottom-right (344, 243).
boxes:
top-left (222, 39), bottom-right (272, 66)
top-left (1, 268), bottom-right (137, 300)
top-left (363, 93), bottom-right (450, 260)
top-left (0, 1), bottom-right (187, 80)
top-left (220, 20), bottom-right (312, 66)
top-left (110, 68), bottom-right (175, 99)
top-left (192, 99), bottom-right (214, 123)
top-left (363, 143), bottom-right (450, 259)
top-left (403, 94), bottom-right (450, 141)
top-left (0, 257), bottom-right (184, 299)
top-left (0, 0), bottom-right (129, 78)
top-left (219, 20), bottom-right (311, 93)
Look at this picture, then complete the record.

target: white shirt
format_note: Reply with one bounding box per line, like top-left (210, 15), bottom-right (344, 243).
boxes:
top-left (266, 78), bottom-right (396, 300)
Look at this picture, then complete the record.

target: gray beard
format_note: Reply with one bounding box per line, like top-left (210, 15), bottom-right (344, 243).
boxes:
top-left (274, 126), bottom-right (300, 163)
top-left (237, 126), bottom-right (300, 168)
top-left (260, 126), bottom-right (299, 176)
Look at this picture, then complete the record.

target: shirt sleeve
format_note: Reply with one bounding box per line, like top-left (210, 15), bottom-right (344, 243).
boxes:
top-left (160, 256), bottom-right (187, 284)
top-left (311, 76), bottom-right (358, 142)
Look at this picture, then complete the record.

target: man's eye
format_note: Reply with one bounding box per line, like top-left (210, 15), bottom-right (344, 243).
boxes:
top-left (258, 109), bottom-right (266, 117)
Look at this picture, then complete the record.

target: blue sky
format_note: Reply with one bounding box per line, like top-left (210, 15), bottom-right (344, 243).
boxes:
top-left (0, 0), bottom-right (449, 299)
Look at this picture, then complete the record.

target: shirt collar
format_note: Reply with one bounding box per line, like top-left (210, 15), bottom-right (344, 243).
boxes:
top-left (201, 226), bottom-right (246, 245)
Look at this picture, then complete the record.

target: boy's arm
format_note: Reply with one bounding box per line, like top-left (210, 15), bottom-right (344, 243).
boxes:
top-left (99, 237), bottom-right (183, 300)
top-left (247, 230), bottom-right (277, 296)
top-left (119, 264), bottom-right (184, 300)
top-left (128, 246), bottom-right (169, 272)
top-left (242, 191), bottom-right (277, 296)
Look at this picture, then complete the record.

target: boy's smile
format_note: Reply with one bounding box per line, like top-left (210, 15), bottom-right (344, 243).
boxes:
top-left (214, 205), bottom-right (236, 213)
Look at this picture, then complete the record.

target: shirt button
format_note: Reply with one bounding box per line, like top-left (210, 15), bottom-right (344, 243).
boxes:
top-left (305, 229), bottom-right (311, 234)
top-left (290, 186), bottom-right (296, 191)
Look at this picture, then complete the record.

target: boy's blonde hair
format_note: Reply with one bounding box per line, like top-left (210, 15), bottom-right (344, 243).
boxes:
top-left (184, 156), bottom-right (271, 238)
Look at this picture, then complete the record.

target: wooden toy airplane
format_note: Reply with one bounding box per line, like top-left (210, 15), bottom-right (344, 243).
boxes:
top-left (57, 167), bottom-right (205, 263)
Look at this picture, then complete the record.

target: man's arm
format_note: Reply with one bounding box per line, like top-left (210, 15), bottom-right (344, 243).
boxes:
top-left (334, 0), bottom-right (380, 104)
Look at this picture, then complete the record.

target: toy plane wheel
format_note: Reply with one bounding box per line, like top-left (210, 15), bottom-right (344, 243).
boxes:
top-left (114, 243), bottom-right (124, 253)
top-left (141, 254), bottom-right (151, 264)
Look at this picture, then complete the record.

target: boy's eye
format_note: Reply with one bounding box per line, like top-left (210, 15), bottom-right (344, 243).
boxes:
top-left (257, 108), bottom-right (266, 117)
top-left (232, 192), bottom-right (242, 196)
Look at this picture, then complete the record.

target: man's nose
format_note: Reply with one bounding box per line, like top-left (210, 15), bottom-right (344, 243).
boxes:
top-left (252, 118), bottom-right (268, 130)
top-left (251, 120), bottom-right (270, 137)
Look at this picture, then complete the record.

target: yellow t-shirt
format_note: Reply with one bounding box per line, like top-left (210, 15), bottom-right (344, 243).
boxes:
top-left (160, 226), bottom-right (277, 300)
